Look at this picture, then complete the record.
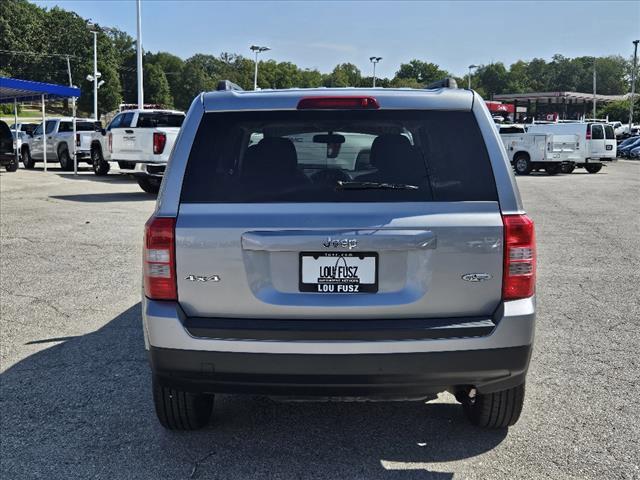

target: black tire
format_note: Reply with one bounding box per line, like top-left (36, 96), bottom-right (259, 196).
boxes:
top-left (545, 164), bottom-right (561, 176)
top-left (513, 154), bottom-right (532, 175)
top-left (561, 164), bottom-right (575, 174)
top-left (137, 176), bottom-right (161, 194)
top-left (58, 147), bottom-right (74, 171)
top-left (152, 378), bottom-right (213, 430)
top-left (585, 164), bottom-right (602, 174)
top-left (91, 146), bottom-right (110, 176)
top-left (5, 156), bottom-right (19, 172)
top-left (22, 147), bottom-right (35, 169)
top-left (462, 383), bottom-right (525, 428)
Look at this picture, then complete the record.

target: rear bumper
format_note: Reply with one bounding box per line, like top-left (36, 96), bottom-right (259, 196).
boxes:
top-left (143, 297), bottom-right (535, 396)
top-left (150, 345), bottom-right (532, 396)
top-left (119, 161), bottom-right (166, 177)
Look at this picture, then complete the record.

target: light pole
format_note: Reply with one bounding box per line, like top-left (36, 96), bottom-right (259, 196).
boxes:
top-left (90, 30), bottom-right (98, 120)
top-left (136, 0), bottom-right (144, 109)
top-left (629, 40), bottom-right (639, 134)
top-left (369, 57), bottom-right (382, 87)
top-left (468, 64), bottom-right (479, 90)
top-left (250, 45), bottom-right (270, 90)
top-left (593, 57), bottom-right (597, 119)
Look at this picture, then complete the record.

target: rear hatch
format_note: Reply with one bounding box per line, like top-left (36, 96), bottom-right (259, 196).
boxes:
top-left (130, 111), bottom-right (184, 163)
top-left (175, 108), bottom-right (504, 319)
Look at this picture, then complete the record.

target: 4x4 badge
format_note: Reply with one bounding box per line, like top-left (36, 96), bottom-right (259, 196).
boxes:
top-left (185, 275), bottom-right (220, 282)
top-left (462, 273), bottom-right (492, 282)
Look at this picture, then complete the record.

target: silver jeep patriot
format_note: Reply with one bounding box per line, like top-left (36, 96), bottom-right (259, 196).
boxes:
top-left (142, 80), bottom-right (536, 430)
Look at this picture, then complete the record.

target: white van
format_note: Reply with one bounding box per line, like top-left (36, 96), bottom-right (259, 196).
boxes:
top-left (526, 122), bottom-right (616, 174)
top-left (498, 124), bottom-right (577, 175)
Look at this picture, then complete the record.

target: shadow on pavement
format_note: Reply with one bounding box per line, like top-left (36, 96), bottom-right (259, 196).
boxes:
top-left (1, 305), bottom-right (506, 479)
top-left (50, 192), bottom-right (155, 202)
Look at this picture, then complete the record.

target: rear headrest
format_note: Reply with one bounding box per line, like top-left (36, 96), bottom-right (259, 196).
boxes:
top-left (370, 134), bottom-right (413, 170)
top-left (243, 137), bottom-right (299, 175)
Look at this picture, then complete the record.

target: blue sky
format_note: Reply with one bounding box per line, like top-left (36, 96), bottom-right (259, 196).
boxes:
top-left (34, 0), bottom-right (640, 78)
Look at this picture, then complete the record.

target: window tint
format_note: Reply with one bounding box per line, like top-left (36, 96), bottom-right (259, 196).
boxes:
top-left (58, 122), bottom-right (72, 133)
top-left (181, 110), bottom-right (497, 203)
top-left (604, 125), bottom-right (614, 139)
top-left (45, 121), bottom-right (56, 134)
top-left (120, 112), bottom-right (134, 128)
top-left (33, 124), bottom-right (43, 135)
top-left (0, 121), bottom-right (11, 141)
top-left (499, 126), bottom-right (525, 134)
top-left (590, 124), bottom-right (604, 140)
top-left (136, 112), bottom-right (184, 128)
top-left (77, 121), bottom-right (99, 132)
top-left (108, 114), bottom-right (122, 130)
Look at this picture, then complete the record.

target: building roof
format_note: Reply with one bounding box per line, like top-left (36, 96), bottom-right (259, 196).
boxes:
top-left (0, 77), bottom-right (80, 104)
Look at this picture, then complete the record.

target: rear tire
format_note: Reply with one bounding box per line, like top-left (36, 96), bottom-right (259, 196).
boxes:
top-left (137, 176), bottom-right (161, 194)
top-left (585, 164), bottom-right (602, 174)
top-left (545, 164), bottom-right (561, 175)
top-left (463, 383), bottom-right (525, 428)
top-left (5, 156), bottom-right (19, 172)
top-left (58, 147), bottom-right (74, 171)
top-left (513, 154), bottom-right (532, 175)
top-left (561, 164), bottom-right (575, 174)
top-left (91, 146), bottom-right (110, 176)
top-left (22, 147), bottom-right (35, 169)
top-left (152, 378), bottom-right (213, 430)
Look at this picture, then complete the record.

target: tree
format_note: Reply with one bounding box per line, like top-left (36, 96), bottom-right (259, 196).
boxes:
top-left (598, 98), bottom-right (640, 123)
top-left (395, 60), bottom-right (449, 85)
top-left (144, 62), bottom-right (172, 107)
top-left (174, 57), bottom-right (214, 110)
top-left (324, 63), bottom-right (361, 87)
top-left (475, 62), bottom-right (509, 97)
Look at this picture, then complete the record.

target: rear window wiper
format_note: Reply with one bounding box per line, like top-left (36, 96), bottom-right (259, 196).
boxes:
top-left (336, 181), bottom-right (419, 190)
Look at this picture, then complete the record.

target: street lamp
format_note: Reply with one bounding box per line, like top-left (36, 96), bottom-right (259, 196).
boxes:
top-left (250, 45), bottom-right (270, 90)
top-left (629, 40), bottom-right (638, 133)
top-left (468, 64), bottom-right (479, 90)
top-left (369, 57), bottom-right (382, 88)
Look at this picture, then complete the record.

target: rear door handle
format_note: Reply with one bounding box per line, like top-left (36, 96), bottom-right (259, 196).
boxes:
top-left (242, 230), bottom-right (436, 252)
top-left (125, 129), bottom-right (134, 134)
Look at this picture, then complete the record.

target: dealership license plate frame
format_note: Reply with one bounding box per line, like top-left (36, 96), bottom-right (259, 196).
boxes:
top-left (299, 252), bottom-right (379, 293)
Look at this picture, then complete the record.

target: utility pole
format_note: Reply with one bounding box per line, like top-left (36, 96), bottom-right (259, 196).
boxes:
top-left (92, 31), bottom-right (98, 120)
top-left (369, 57), bottom-right (382, 87)
top-left (629, 40), bottom-right (639, 133)
top-left (66, 55), bottom-right (77, 175)
top-left (593, 58), bottom-right (597, 119)
top-left (136, 0), bottom-right (144, 109)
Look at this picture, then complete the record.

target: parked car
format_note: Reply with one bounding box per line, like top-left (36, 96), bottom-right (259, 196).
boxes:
top-left (9, 122), bottom-right (38, 136)
top-left (143, 80), bottom-right (536, 431)
top-left (629, 144), bottom-right (640, 159)
top-left (526, 122), bottom-right (616, 173)
top-left (617, 137), bottom-right (640, 157)
top-left (21, 118), bottom-right (101, 170)
top-left (0, 120), bottom-right (19, 172)
top-left (498, 124), bottom-right (577, 175)
top-left (89, 109), bottom-right (185, 193)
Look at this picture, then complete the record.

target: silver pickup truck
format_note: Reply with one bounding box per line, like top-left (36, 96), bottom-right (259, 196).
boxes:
top-left (21, 118), bottom-right (101, 171)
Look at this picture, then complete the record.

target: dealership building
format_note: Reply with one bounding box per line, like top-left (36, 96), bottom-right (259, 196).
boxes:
top-left (488, 91), bottom-right (627, 121)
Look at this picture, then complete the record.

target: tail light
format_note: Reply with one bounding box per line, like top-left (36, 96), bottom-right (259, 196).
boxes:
top-left (153, 132), bottom-right (167, 154)
top-left (143, 216), bottom-right (177, 300)
top-left (108, 132), bottom-right (113, 153)
top-left (297, 96), bottom-right (380, 110)
top-left (76, 133), bottom-right (80, 147)
top-left (586, 125), bottom-right (591, 140)
top-left (502, 214), bottom-right (536, 301)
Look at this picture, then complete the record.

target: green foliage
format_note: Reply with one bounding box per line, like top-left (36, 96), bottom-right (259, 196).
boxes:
top-left (0, 0), bottom-right (635, 117)
top-left (597, 98), bottom-right (640, 122)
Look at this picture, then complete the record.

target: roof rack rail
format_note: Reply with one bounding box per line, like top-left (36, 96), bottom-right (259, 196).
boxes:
top-left (424, 77), bottom-right (458, 90)
top-left (217, 80), bottom-right (244, 92)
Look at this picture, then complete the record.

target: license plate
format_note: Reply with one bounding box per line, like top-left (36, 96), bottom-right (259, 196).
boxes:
top-left (606, 145), bottom-right (613, 150)
top-left (299, 252), bottom-right (378, 293)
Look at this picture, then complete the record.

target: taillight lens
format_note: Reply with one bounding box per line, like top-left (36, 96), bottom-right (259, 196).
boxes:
top-left (297, 96), bottom-right (380, 110)
top-left (586, 125), bottom-right (591, 140)
top-left (108, 132), bottom-right (113, 153)
top-left (144, 216), bottom-right (177, 300)
top-left (153, 132), bottom-right (167, 154)
top-left (76, 133), bottom-right (80, 147)
top-left (502, 214), bottom-right (536, 301)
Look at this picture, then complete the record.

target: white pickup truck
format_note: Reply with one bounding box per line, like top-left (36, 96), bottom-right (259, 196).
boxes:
top-left (87, 109), bottom-right (185, 193)
top-left (498, 124), bottom-right (579, 175)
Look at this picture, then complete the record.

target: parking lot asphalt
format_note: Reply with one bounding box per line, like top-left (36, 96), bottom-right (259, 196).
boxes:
top-left (1, 162), bottom-right (639, 479)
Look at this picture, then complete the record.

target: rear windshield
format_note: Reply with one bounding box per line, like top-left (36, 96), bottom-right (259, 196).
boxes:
top-left (590, 124), bottom-right (604, 140)
top-left (604, 125), bottom-right (614, 139)
top-left (136, 112), bottom-right (184, 128)
top-left (181, 110), bottom-right (498, 203)
top-left (499, 126), bottom-right (525, 134)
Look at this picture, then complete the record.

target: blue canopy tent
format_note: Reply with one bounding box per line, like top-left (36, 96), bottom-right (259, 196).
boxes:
top-left (0, 77), bottom-right (80, 172)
